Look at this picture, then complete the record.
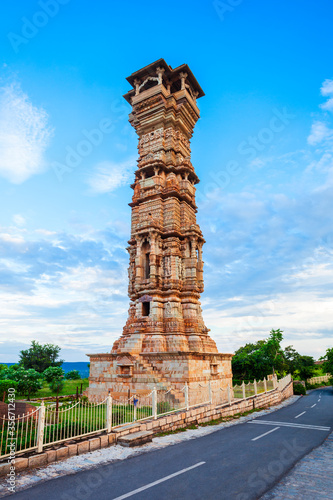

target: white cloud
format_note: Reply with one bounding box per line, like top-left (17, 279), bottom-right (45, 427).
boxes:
top-left (87, 158), bottom-right (136, 194)
top-left (307, 121), bottom-right (332, 145)
top-left (12, 214), bottom-right (26, 226)
top-left (320, 79), bottom-right (333, 97)
top-left (320, 79), bottom-right (333, 112)
top-left (0, 82), bottom-right (53, 183)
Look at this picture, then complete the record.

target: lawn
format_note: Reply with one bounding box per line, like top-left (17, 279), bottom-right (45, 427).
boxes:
top-left (14, 378), bottom-right (90, 400)
top-left (35, 378), bottom-right (89, 398)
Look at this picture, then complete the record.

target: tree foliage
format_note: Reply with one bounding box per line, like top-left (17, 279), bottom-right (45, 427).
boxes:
top-left (232, 329), bottom-right (319, 382)
top-left (49, 377), bottom-right (65, 397)
top-left (232, 329), bottom-right (284, 381)
top-left (297, 355), bottom-right (315, 380)
top-left (19, 341), bottom-right (63, 373)
top-left (0, 379), bottom-right (18, 399)
top-left (65, 370), bottom-right (81, 380)
top-left (1, 366), bottom-right (42, 400)
top-left (43, 366), bottom-right (65, 383)
top-left (320, 347), bottom-right (333, 376)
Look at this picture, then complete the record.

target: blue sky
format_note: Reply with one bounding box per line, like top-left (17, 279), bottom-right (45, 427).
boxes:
top-left (0, 0), bottom-right (332, 361)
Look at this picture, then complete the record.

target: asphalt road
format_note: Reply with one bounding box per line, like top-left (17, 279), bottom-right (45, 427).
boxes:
top-left (10, 387), bottom-right (333, 500)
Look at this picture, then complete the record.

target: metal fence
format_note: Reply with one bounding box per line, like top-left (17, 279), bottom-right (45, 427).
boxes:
top-left (1, 374), bottom-right (289, 460)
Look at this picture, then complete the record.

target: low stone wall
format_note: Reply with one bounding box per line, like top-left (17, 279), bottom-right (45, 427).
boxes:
top-left (0, 381), bottom-right (293, 477)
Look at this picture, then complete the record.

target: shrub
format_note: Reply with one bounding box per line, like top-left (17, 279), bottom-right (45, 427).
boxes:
top-left (293, 382), bottom-right (306, 395)
top-left (1, 367), bottom-right (42, 399)
top-left (43, 366), bottom-right (65, 383)
top-left (49, 377), bottom-right (65, 396)
top-left (65, 370), bottom-right (81, 380)
top-left (0, 379), bottom-right (18, 400)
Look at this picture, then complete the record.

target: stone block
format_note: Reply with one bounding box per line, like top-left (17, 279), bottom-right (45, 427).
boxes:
top-left (29, 453), bottom-right (48, 468)
top-left (77, 441), bottom-right (89, 455)
top-left (56, 447), bottom-right (69, 460)
top-left (46, 450), bottom-right (56, 463)
top-left (118, 431), bottom-right (153, 447)
top-left (0, 462), bottom-right (11, 477)
top-left (100, 435), bottom-right (109, 448)
top-left (108, 433), bottom-right (116, 444)
top-left (15, 457), bottom-right (28, 471)
top-left (89, 437), bottom-right (100, 451)
top-left (67, 444), bottom-right (77, 457)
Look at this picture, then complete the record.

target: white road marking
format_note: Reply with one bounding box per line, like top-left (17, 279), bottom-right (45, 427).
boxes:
top-left (295, 411), bottom-right (306, 419)
top-left (249, 420), bottom-right (330, 431)
top-left (251, 426), bottom-right (280, 441)
top-left (311, 404), bottom-right (317, 408)
top-left (111, 462), bottom-right (206, 500)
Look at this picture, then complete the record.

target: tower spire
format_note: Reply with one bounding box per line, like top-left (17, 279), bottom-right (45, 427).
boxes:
top-left (112, 58), bottom-right (217, 355)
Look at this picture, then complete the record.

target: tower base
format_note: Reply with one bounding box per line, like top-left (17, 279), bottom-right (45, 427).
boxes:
top-left (85, 351), bottom-right (233, 402)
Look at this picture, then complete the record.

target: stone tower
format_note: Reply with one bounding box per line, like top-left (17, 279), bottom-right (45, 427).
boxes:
top-left (86, 59), bottom-right (232, 401)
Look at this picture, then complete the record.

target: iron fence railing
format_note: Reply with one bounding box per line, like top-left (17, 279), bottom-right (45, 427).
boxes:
top-left (0, 374), bottom-right (291, 460)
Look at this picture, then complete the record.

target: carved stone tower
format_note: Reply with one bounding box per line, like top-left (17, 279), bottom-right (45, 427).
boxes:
top-left (86, 60), bottom-right (232, 400)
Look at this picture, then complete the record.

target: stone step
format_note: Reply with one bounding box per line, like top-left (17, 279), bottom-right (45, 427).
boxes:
top-left (117, 430), bottom-right (154, 447)
top-left (112, 423), bottom-right (141, 434)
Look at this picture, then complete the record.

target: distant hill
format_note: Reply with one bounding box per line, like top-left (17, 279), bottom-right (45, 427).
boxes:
top-left (2, 362), bottom-right (90, 378)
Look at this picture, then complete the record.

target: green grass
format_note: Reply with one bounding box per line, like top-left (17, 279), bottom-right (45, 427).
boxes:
top-left (28, 379), bottom-right (89, 399)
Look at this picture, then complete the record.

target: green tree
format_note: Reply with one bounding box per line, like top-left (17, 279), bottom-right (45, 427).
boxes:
top-left (65, 370), bottom-right (81, 380)
top-left (265, 329), bottom-right (284, 375)
top-left (320, 347), bottom-right (333, 376)
top-left (232, 329), bottom-right (284, 381)
top-left (43, 366), bottom-right (65, 383)
top-left (49, 377), bottom-right (65, 397)
top-left (19, 341), bottom-right (63, 373)
top-left (0, 380), bottom-right (18, 400)
top-left (283, 346), bottom-right (300, 376)
top-left (2, 367), bottom-right (42, 400)
top-left (297, 355), bottom-right (315, 380)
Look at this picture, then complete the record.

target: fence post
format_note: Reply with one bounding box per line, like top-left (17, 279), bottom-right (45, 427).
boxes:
top-left (133, 395), bottom-right (137, 422)
top-left (208, 380), bottom-right (212, 404)
top-left (36, 401), bottom-right (45, 453)
top-left (273, 375), bottom-right (278, 390)
top-left (152, 387), bottom-right (157, 419)
top-left (242, 381), bottom-right (246, 400)
top-left (254, 379), bottom-right (257, 396)
top-left (107, 394), bottom-right (112, 433)
top-left (264, 378), bottom-right (267, 393)
top-left (227, 385), bottom-right (231, 405)
top-left (185, 382), bottom-right (189, 411)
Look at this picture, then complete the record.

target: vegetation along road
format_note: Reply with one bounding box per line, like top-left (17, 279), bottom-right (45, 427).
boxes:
top-left (10, 387), bottom-right (333, 500)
